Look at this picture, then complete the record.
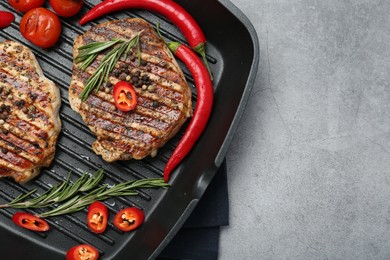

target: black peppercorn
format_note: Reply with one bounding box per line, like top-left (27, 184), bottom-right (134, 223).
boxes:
top-left (119, 73), bottom-right (127, 81)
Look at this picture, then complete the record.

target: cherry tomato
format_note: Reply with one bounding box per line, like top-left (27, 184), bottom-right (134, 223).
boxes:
top-left (66, 244), bottom-right (99, 260)
top-left (113, 81), bottom-right (137, 112)
top-left (49, 0), bottom-right (84, 17)
top-left (87, 201), bottom-right (108, 234)
top-left (12, 212), bottom-right (50, 232)
top-left (20, 8), bottom-right (62, 48)
top-left (8, 0), bottom-right (45, 13)
top-left (0, 11), bottom-right (15, 29)
top-left (113, 207), bottom-right (144, 232)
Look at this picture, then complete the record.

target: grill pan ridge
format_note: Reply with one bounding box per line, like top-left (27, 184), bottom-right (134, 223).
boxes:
top-left (0, 0), bottom-right (259, 259)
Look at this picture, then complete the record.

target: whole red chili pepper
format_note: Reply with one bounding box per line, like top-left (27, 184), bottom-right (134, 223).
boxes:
top-left (163, 42), bottom-right (213, 182)
top-left (79, 0), bottom-right (212, 78)
top-left (0, 11), bottom-right (15, 29)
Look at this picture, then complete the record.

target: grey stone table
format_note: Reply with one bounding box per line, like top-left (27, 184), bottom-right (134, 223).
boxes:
top-left (221, 0), bottom-right (390, 259)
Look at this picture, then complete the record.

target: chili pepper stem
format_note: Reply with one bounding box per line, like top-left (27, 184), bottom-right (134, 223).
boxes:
top-left (167, 42), bottom-right (180, 53)
top-left (193, 43), bottom-right (213, 81)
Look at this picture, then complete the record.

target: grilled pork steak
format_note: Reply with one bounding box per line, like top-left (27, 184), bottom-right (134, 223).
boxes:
top-left (0, 41), bottom-right (61, 182)
top-left (69, 18), bottom-right (192, 162)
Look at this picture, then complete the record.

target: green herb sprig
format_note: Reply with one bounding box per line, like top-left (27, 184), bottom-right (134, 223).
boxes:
top-left (75, 31), bottom-right (143, 101)
top-left (0, 169), bottom-right (169, 218)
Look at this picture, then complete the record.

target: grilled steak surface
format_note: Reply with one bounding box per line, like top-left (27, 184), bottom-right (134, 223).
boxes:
top-left (0, 41), bottom-right (61, 182)
top-left (69, 18), bottom-right (192, 162)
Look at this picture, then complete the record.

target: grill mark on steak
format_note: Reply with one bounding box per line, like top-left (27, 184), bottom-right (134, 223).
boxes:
top-left (0, 148), bottom-right (34, 170)
top-left (6, 116), bottom-right (49, 142)
top-left (0, 129), bottom-right (42, 154)
top-left (85, 115), bottom-right (154, 144)
top-left (69, 18), bottom-right (192, 162)
top-left (79, 102), bottom-right (168, 140)
top-left (82, 94), bottom-right (171, 131)
top-left (0, 137), bottom-right (41, 164)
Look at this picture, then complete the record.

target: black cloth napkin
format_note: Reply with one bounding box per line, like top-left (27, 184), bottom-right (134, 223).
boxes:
top-left (157, 160), bottom-right (229, 260)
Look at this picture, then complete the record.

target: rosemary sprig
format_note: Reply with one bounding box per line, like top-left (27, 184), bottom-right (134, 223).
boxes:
top-left (0, 169), bottom-right (104, 209)
top-left (75, 31), bottom-right (143, 101)
top-left (0, 168), bottom-right (169, 218)
top-left (37, 178), bottom-right (168, 218)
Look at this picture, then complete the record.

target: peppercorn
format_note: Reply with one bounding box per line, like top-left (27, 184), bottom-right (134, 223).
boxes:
top-left (1, 147), bottom-right (8, 154)
top-left (2, 129), bottom-right (8, 135)
top-left (132, 76), bottom-right (138, 83)
top-left (119, 73), bottom-right (127, 81)
top-left (140, 60), bottom-right (147, 66)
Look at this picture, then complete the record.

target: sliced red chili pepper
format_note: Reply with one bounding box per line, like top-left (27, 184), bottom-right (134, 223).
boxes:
top-left (0, 11), bottom-right (15, 29)
top-left (79, 0), bottom-right (212, 78)
top-left (163, 42), bottom-right (214, 182)
top-left (113, 207), bottom-right (144, 232)
top-left (87, 201), bottom-right (108, 234)
top-left (66, 244), bottom-right (99, 260)
top-left (113, 81), bottom-right (137, 112)
top-left (12, 212), bottom-right (50, 232)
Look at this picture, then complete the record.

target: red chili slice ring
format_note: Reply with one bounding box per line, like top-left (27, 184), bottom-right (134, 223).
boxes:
top-left (113, 207), bottom-right (145, 232)
top-left (113, 81), bottom-right (137, 112)
top-left (87, 201), bottom-right (108, 234)
top-left (66, 244), bottom-right (99, 260)
top-left (12, 212), bottom-right (50, 232)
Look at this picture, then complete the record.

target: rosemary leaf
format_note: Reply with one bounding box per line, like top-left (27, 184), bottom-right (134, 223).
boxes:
top-left (80, 169), bottom-right (104, 192)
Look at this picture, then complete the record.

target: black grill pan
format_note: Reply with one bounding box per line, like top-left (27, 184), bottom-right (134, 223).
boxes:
top-left (0, 0), bottom-right (259, 259)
